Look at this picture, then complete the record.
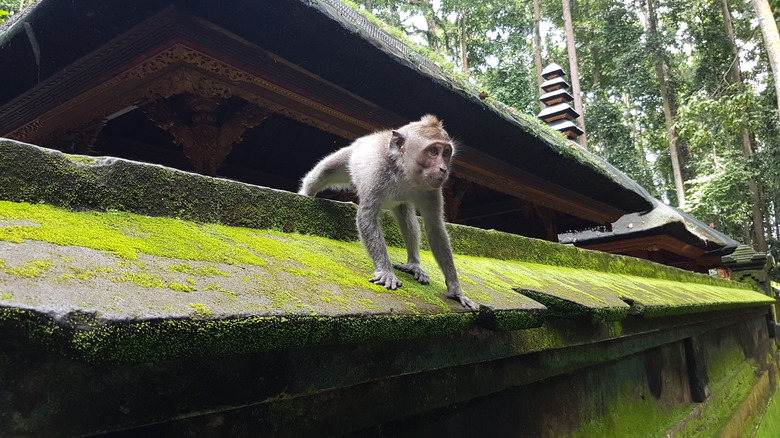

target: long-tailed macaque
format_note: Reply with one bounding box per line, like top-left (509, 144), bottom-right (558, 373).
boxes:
top-left (299, 115), bottom-right (477, 311)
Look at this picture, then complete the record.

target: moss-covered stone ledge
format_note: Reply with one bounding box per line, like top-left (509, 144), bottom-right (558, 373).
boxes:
top-left (0, 140), bottom-right (774, 364)
top-left (0, 140), bottom-right (752, 287)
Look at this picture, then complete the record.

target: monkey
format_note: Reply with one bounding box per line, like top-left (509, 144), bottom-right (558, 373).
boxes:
top-left (299, 115), bottom-right (478, 311)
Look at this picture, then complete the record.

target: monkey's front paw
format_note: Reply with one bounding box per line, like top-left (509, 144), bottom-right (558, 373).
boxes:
top-left (393, 263), bottom-right (430, 285)
top-left (369, 271), bottom-right (402, 290)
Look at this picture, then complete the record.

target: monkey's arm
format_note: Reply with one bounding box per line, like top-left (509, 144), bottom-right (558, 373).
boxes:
top-left (356, 202), bottom-right (403, 290)
top-left (418, 192), bottom-right (478, 311)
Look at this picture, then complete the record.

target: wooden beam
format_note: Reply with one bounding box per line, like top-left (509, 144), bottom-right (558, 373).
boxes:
top-left (453, 145), bottom-right (625, 225)
top-left (457, 199), bottom-right (526, 221)
top-left (578, 234), bottom-right (707, 260)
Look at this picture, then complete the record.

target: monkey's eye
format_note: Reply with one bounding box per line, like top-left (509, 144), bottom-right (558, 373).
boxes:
top-left (428, 148), bottom-right (440, 157)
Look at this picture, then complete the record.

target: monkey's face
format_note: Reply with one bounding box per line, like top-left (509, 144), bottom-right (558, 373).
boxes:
top-left (414, 141), bottom-right (453, 189)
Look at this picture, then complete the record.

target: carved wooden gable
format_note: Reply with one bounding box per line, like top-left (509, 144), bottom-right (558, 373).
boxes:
top-left (0, 7), bottom-right (395, 175)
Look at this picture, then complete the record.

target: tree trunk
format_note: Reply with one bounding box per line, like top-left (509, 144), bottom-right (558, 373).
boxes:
top-left (562, 0), bottom-right (587, 149)
top-left (458, 12), bottom-right (468, 74)
top-left (721, 0), bottom-right (742, 84)
top-left (533, 0), bottom-right (545, 108)
top-left (421, 0), bottom-right (439, 51)
top-left (644, 0), bottom-right (686, 207)
top-left (751, 0), bottom-right (780, 121)
top-left (775, 201), bottom-right (780, 240)
top-left (721, 0), bottom-right (768, 251)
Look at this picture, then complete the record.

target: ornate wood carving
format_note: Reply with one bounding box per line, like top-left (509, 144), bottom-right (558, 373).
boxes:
top-left (141, 95), bottom-right (270, 175)
top-left (7, 44), bottom-right (376, 146)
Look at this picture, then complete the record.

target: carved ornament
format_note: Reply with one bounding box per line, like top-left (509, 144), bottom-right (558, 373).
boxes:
top-left (141, 95), bottom-right (270, 175)
top-left (8, 43), bottom-right (376, 145)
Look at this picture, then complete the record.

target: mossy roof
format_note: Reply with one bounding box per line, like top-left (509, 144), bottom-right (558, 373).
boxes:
top-left (0, 139), bottom-right (773, 363)
top-left (723, 244), bottom-right (773, 271)
top-left (560, 197), bottom-right (740, 256)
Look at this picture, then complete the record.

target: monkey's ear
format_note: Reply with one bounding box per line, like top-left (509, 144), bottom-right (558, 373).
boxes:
top-left (390, 130), bottom-right (406, 152)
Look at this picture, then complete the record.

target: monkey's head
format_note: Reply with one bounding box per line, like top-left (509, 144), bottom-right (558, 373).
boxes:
top-left (391, 115), bottom-right (454, 189)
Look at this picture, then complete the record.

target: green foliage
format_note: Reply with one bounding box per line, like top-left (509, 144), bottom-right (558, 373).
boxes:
top-left (675, 84), bottom-right (768, 240)
top-left (0, 0), bottom-right (18, 13)
top-left (684, 153), bottom-right (752, 237)
top-left (350, 0), bottom-right (535, 101)
top-left (587, 89), bottom-right (657, 195)
top-left (478, 50), bottom-right (538, 113)
top-left (0, 0), bottom-right (37, 22)
top-left (572, 0), bottom-right (645, 91)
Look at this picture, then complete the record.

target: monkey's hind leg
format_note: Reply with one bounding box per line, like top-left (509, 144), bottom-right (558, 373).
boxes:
top-left (356, 202), bottom-right (403, 290)
top-left (299, 146), bottom-right (353, 196)
top-left (391, 203), bottom-right (430, 285)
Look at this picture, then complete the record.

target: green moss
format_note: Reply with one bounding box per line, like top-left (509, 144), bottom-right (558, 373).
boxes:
top-left (476, 306), bottom-right (545, 331)
top-left (609, 321), bottom-right (623, 338)
top-left (205, 283), bottom-right (238, 300)
top-left (168, 264), bottom-right (193, 273)
top-left (68, 266), bottom-right (115, 280)
top-left (0, 201), bottom-right (268, 265)
top-left (113, 272), bottom-right (165, 289)
top-left (63, 154), bottom-right (99, 165)
top-left (193, 266), bottom-right (230, 277)
top-left (0, 143), bottom-right (749, 290)
top-left (0, 307), bottom-right (65, 351)
top-left (0, 293), bottom-right (12, 300)
top-left (0, 258), bottom-right (55, 278)
top-left (709, 354), bottom-right (749, 392)
top-left (569, 383), bottom-right (691, 438)
top-left (168, 264), bottom-right (229, 277)
top-left (0, 200), bottom-right (771, 324)
top-left (676, 361), bottom-right (758, 438)
top-left (169, 283), bottom-right (197, 292)
top-left (446, 225), bottom-right (745, 290)
top-left (516, 287), bottom-right (628, 323)
top-left (188, 303), bottom-right (214, 318)
top-left (755, 379), bottom-right (780, 438)
top-left (63, 313), bottom-right (476, 364)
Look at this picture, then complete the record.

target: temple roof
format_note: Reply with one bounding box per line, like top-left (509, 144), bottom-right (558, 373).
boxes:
top-left (560, 198), bottom-right (741, 272)
top-left (0, 0), bottom-right (653, 224)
